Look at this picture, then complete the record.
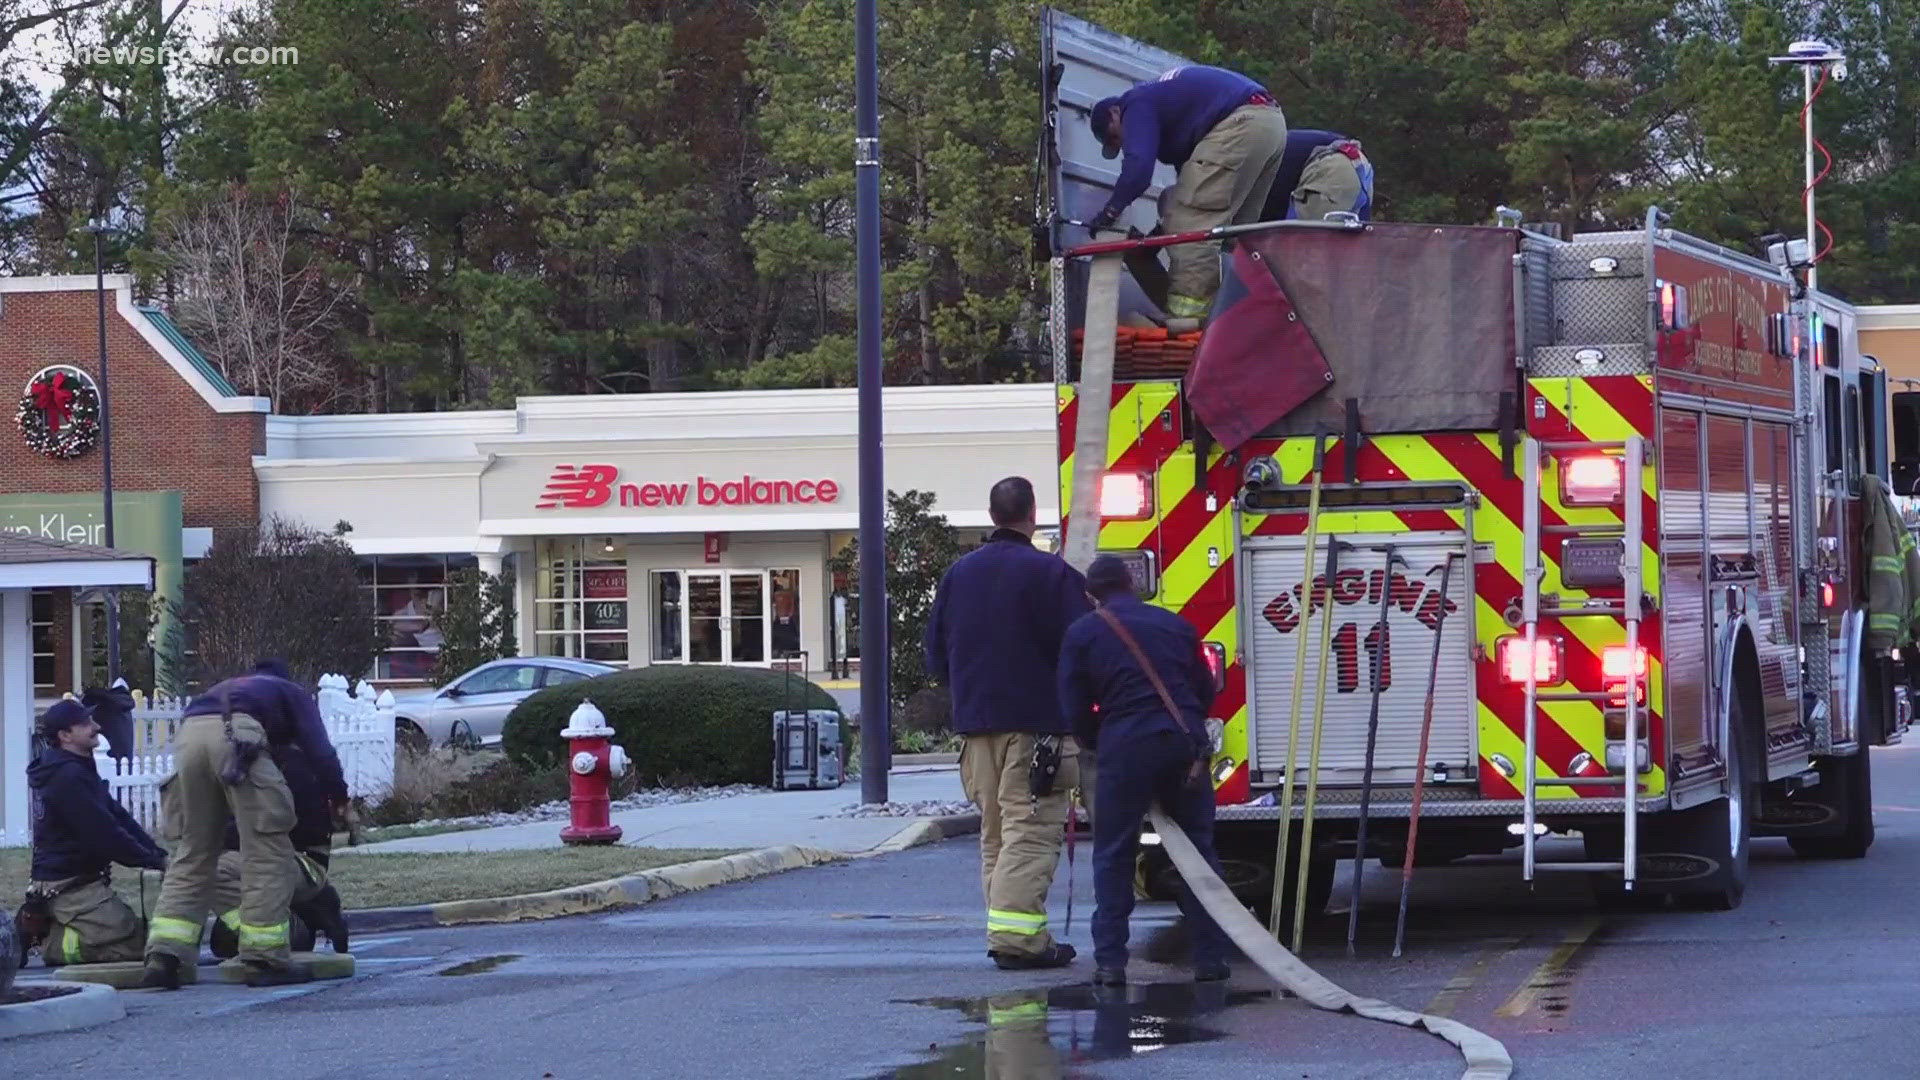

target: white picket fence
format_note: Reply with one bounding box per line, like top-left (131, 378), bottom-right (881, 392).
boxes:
top-left (95, 673), bottom-right (397, 837)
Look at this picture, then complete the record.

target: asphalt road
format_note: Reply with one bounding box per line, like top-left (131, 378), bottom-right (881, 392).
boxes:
top-left (11, 746), bottom-right (1920, 1079)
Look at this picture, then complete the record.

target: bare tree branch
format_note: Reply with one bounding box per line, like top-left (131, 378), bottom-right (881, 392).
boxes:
top-left (156, 184), bottom-right (353, 411)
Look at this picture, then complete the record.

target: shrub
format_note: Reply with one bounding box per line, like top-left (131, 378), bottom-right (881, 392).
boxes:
top-left (503, 666), bottom-right (845, 787)
top-left (432, 758), bottom-right (571, 818)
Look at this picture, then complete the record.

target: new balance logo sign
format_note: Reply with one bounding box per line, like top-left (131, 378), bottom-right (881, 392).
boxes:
top-left (537, 464), bottom-right (619, 509)
top-left (534, 463), bottom-right (843, 511)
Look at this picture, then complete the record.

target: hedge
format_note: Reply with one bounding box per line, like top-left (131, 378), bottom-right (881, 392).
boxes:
top-left (502, 665), bottom-right (845, 787)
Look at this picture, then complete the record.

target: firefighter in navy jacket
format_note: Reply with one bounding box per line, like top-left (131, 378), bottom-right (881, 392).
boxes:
top-left (1057, 555), bottom-right (1231, 986)
top-left (926, 476), bottom-right (1090, 970)
top-left (23, 699), bottom-right (169, 966)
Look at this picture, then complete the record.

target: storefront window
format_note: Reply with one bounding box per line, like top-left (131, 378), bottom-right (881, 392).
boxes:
top-left (30, 588), bottom-right (55, 693)
top-left (650, 571), bottom-right (682, 662)
top-left (535, 538), bottom-right (629, 664)
top-left (360, 554), bottom-right (476, 681)
top-left (650, 568), bottom-right (800, 666)
top-left (770, 569), bottom-right (801, 659)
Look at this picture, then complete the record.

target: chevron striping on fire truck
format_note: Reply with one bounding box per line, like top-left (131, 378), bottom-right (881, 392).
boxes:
top-left (1043, 9), bottom-right (1913, 922)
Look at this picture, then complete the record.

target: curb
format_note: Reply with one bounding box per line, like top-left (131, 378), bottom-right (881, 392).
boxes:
top-left (346, 844), bottom-right (846, 933)
top-left (870, 812), bottom-right (981, 854)
top-left (0, 982), bottom-right (125, 1041)
top-left (891, 752), bottom-right (960, 766)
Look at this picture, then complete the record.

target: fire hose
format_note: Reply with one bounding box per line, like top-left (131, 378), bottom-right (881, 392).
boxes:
top-left (1149, 806), bottom-right (1513, 1080)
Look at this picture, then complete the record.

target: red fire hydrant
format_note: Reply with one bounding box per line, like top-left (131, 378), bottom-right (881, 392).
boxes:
top-left (560, 698), bottom-right (631, 846)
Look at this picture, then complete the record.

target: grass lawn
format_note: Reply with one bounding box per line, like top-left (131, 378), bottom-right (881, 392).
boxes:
top-left (1, 846), bottom-right (739, 912)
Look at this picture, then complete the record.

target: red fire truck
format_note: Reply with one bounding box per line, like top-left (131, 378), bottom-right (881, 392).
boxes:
top-left (1044, 10), bottom-right (1911, 915)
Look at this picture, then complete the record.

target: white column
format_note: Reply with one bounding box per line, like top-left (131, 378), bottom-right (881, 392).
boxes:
top-left (2, 589), bottom-right (34, 845)
top-left (475, 551), bottom-right (504, 577)
top-left (513, 540), bottom-right (537, 657)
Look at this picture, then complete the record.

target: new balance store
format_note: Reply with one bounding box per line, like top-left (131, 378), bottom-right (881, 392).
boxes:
top-left (256, 384), bottom-right (1058, 684)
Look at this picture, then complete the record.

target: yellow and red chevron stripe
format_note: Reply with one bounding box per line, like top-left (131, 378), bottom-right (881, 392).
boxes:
top-left (1058, 374), bottom-right (1666, 807)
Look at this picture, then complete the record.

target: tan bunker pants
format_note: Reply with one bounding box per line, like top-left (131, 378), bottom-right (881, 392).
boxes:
top-left (961, 732), bottom-right (1080, 957)
top-left (31, 876), bottom-right (144, 966)
top-left (144, 714), bottom-right (300, 969)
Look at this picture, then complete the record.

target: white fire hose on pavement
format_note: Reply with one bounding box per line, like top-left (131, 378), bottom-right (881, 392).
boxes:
top-left (1062, 246), bottom-right (1510, 1080)
top-left (1149, 807), bottom-right (1512, 1080)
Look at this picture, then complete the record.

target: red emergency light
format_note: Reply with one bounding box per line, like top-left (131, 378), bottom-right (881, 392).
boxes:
top-left (1498, 635), bottom-right (1563, 686)
top-left (1201, 641), bottom-right (1226, 693)
top-left (1560, 454), bottom-right (1625, 507)
top-left (1601, 645), bottom-right (1649, 681)
top-left (1098, 471), bottom-right (1153, 520)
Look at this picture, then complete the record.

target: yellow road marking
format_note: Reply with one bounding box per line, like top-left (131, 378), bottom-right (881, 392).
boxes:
top-left (1494, 915), bottom-right (1605, 1019)
top-left (1425, 937), bottom-right (1521, 1019)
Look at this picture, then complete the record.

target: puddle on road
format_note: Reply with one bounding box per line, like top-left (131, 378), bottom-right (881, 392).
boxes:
top-left (874, 982), bottom-right (1271, 1078)
top-left (437, 954), bottom-right (523, 977)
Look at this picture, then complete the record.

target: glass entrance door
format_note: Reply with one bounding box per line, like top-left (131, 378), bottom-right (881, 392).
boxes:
top-left (666, 569), bottom-right (774, 665)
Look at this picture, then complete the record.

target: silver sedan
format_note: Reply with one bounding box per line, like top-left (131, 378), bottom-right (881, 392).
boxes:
top-left (391, 657), bottom-right (619, 749)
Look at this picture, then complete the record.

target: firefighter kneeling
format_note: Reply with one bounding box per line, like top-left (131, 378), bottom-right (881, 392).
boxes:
top-left (207, 733), bottom-right (350, 961)
top-left (142, 659), bottom-right (349, 990)
top-left (15, 700), bottom-right (169, 966)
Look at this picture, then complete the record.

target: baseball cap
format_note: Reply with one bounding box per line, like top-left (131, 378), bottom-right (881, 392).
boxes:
top-left (1090, 96), bottom-right (1123, 158)
top-left (1086, 553), bottom-right (1136, 598)
top-left (38, 699), bottom-right (96, 741)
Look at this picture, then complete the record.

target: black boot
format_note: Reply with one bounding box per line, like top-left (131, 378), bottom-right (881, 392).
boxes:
top-left (1193, 961), bottom-right (1231, 983)
top-left (293, 886), bottom-right (350, 955)
top-left (991, 943), bottom-right (1077, 970)
top-left (1093, 966), bottom-right (1127, 987)
top-left (243, 961), bottom-right (313, 988)
top-left (140, 953), bottom-right (182, 991)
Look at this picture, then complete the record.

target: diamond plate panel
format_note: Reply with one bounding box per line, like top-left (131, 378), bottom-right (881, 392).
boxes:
top-left (1549, 241), bottom-right (1646, 345)
top-left (1530, 343), bottom-right (1652, 377)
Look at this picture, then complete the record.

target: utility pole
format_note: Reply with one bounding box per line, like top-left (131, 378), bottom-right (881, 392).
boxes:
top-left (854, 0), bottom-right (890, 804)
top-left (88, 218), bottom-right (121, 686)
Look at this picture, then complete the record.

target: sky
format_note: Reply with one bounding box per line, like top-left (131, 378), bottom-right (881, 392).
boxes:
top-left (11, 0), bottom-right (255, 96)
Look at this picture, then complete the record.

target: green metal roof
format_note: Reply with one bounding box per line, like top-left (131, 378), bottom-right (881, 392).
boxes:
top-left (136, 305), bottom-right (240, 396)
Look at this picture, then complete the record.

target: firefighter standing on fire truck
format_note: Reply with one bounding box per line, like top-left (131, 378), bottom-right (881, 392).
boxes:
top-left (1086, 65), bottom-right (1289, 320)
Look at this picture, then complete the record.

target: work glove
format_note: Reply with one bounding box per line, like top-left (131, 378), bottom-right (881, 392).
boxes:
top-left (1087, 207), bottom-right (1120, 237)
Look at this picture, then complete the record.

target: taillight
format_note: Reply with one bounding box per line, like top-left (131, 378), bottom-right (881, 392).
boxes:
top-left (1560, 454), bottom-right (1625, 507)
top-left (1601, 645), bottom-right (1649, 681)
top-left (1098, 471), bottom-right (1153, 520)
top-left (1822, 581), bottom-right (1835, 608)
top-left (1498, 636), bottom-right (1563, 685)
top-left (1201, 642), bottom-right (1226, 693)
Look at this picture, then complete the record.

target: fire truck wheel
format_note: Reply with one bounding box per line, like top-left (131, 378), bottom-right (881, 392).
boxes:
top-left (1665, 684), bottom-right (1759, 911)
top-left (1787, 747), bottom-right (1874, 860)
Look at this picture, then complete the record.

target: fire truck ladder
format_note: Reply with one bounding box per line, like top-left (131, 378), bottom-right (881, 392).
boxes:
top-left (1519, 435), bottom-right (1648, 889)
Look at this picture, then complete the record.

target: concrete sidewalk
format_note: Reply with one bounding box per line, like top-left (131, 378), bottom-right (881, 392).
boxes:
top-left (348, 766), bottom-right (969, 857)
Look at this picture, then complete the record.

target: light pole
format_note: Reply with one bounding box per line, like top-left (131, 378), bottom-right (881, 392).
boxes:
top-left (86, 218), bottom-right (120, 686)
top-left (853, 0), bottom-right (890, 804)
top-left (1768, 40), bottom-right (1847, 293)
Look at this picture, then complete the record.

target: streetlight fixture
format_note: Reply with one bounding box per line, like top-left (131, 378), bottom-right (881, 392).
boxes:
top-left (84, 217), bottom-right (120, 686)
top-left (1768, 40), bottom-right (1847, 293)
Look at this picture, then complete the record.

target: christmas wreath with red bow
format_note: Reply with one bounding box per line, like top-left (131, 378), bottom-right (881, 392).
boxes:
top-left (16, 367), bottom-right (102, 459)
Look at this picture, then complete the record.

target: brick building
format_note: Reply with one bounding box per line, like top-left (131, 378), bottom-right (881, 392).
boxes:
top-left (0, 275), bottom-right (268, 699)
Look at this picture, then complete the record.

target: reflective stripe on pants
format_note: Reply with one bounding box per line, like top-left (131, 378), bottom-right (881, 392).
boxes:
top-left (987, 909), bottom-right (1048, 936)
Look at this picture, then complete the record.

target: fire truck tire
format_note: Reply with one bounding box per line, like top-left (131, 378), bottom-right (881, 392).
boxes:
top-left (1667, 684), bottom-right (1758, 911)
top-left (1787, 747), bottom-right (1874, 860)
top-left (1590, 684), bottom-right (1758, 911)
